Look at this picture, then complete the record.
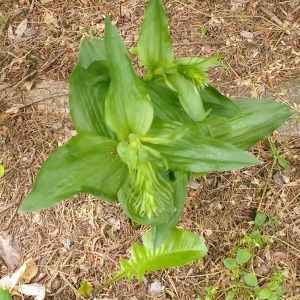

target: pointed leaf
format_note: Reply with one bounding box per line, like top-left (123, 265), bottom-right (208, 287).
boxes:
top-left (151, 172), bottom-right (189, 248)
top-left (69, 65), bottom-right (115, 138)
top-left (137, 0), bottom-right (173, 75)
top-left (143, 80), bottom-right (192, 123)
top-left (78, 37), bottom-right (107, 68)
top-left (148, 130), bottom-right (260, 173)
top-left (104, 18), bottom-right (154, 140)
top-left (165, 74), bottom-right (206, 121)
top-left (110, 228), bottom-right (207, 283)
top-left (19, 134), bottom-right (128, 212)
top-left (207, 99), bottom-right (293, 150)
top-left (199, 85), bottom-right (240, 118)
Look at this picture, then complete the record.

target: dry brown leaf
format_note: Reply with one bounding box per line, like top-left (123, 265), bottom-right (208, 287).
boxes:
top-left (5, 106), bottom-right (20, 114)
top-left (44, 12), bottom-right (58, 26)
top-left (21, 81), bottom-right (34, 92)
top-left (0, 232), bottom-right (22, 270)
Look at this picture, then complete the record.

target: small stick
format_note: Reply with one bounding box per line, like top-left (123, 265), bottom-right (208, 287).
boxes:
top-left (259, 5), bottom-right (284, 28)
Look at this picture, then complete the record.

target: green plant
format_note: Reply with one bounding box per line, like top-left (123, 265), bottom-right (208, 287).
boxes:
top-left (198, 212), bottom-right (286, 300)
top-left (19, 0), bottom-right (292, 284)
top-left (0, 163), bottom-right (4, 179)
top-left (0, 287), bottom-right (12, 300)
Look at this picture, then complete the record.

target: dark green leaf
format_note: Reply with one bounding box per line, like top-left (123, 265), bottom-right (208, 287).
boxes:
top-left (148, 130), bottom-right (260, 173)
top-left (109, 228), bottom-right (207, 283)
top-left (278, 156), bottom-right (288, 169)
top-left (199, 85), bottom-right (240, 118)
top-left (243, 272), bottom-right (258, 287)
top-left (69, 65), bottom-right (115, 139)
top-left (143, 80), bottom-right (192, 123)
top-left (165, 74), bottom-right (206, 121)
top-left (151, 172), bottom-right (188, 248)
top-left (0, 287), bottom-right (12, 300)
top-left (236, 249), bottom-right (252, 265)
top-left (104, 18), bottom-right (154, 140)
top-left (224, 258), bottom-right (237, 270)
top-left (78, 37), bottom-right (107, 68)
top-left (137, 0), bottom-right (173, 76)
top-left (19, 134), bottom-right (128, 212)
top-left (207, 99), bottom-right (293, 150)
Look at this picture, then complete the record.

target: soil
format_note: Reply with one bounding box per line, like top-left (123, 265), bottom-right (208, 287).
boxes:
top-left (0, 1), bottom-right (299, 299)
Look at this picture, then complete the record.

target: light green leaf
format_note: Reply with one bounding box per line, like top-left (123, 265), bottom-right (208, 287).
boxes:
top-left (207, 99), bottom-right (293, 150)
top-left (224, 258), bottom-right (237, 270)
top-left (236, 249), bottom-right (252, 265)
top-left (0, 163), bottom-right (4, 179)
top-left (0, 287), bottom-right (12, 300)
top-left (254, 211), bottom-right (266, 228)
top-left (19, 133), bottom-right (128, 212)
top-left (140, 118), bottom-right (188, 144)
top-left (243, 272), bottom-right (258, 287)
top-left (148, 130), bottom-right (260, 173)
top-left (104, 17), bottom-right (154, 140)
top-left (77, 281), bottom-right (93, 297)
top-left (143, 80), bottom-right (192, 123)
top-left (151, 172), bottom-right (188, 248)
top-left (69, 65), bottom-right (115, 139)
top-left (165, 74), bottom-right (206, 121)
top-left (226, 291), bottom-right (236, 300)
top-left (198, 85), bottom-right (240, 118)
top-left (137, 0), bottom-right (173, 76)
top-left (175, 55), bottom-right (224, 89)
top-left (259, 289), bottom-right (272, 299)
top-left (78, 37), bottom-right (107, 68)
top-left (108, 228), bottom-right (207, 283)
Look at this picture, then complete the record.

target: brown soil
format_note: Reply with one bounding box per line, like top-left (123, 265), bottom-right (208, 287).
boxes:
top-left (0, 1), bottom-right (299, 299)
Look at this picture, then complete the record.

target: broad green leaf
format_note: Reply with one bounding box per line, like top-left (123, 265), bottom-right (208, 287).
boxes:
top-left (104, 18), bottom-right (154, 140)
top-left (0, 287), bottom-right (12, 300)
top-left (243, 272), bottom-right (258, 287)
top-left (151, 172), bottom-right (188, 248)
top-left (143, 80), bottom-right (192, 123)
top-left (0, 163), bottom-right (4, 178)
top-left (207, 99), bottom-right (293, 150)
top-left (69, 65), bottom-right (115, 139)
top-left (77, 281), bottom-right (93, 297)
top-left (19, 134), bottom-right (128, 212)
top-left (78, 37), bottom-right (107, 68)
top-left (118, 162), bottom-right (175, 226)
top-left (236, 249), bottom-right (252, 265)
top-left (198, 85), bottom-right (240, 118)
top-left (165, 74), bottom-right (206, 121)
top-left (148, 130), bottom-right (260, 173)
top-left (140, 118), bottom-right (188, 144)
top-left (224, 258), bottom-right (237, 270)
top-left (254, 211), bottom-right (266, 228)
top-left (137, 0), bottom-right (173, 76)
top-left (108, 228), bottom-right (207, 283)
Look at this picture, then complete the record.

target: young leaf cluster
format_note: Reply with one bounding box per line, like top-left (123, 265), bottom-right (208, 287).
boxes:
top-left (199, 212), bottom-right (286, 300)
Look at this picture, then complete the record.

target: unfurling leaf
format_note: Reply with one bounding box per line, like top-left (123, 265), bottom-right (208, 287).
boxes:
top-left (107, 228), bottom-right (207, 283)
top-left (137, 0), bottom-right (173, 77)
top-left (104, 17), bottom-right (154, 140)
top-left (19, 134), bottom-right (128, 212)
